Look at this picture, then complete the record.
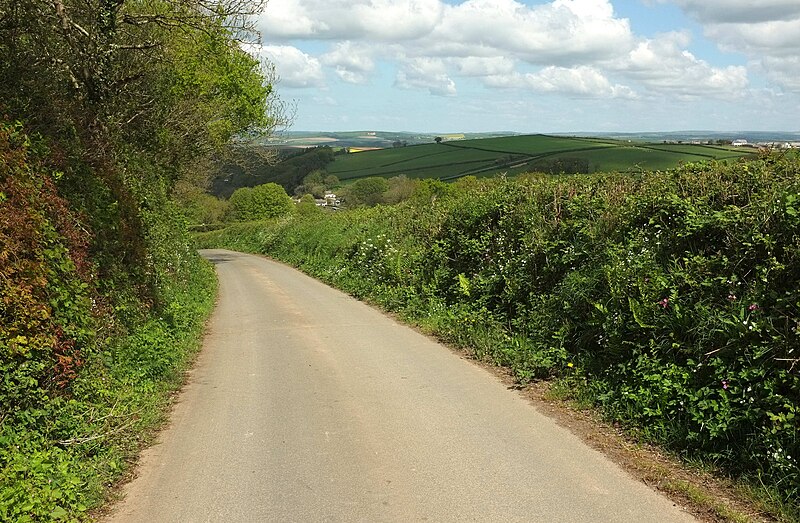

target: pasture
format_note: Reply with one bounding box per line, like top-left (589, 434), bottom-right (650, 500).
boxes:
top-left (326, 134), bottom-right (756, 181)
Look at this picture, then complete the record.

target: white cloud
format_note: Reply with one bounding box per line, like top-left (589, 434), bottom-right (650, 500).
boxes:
top-left (664, 0), bottom-right (800, 92)
top-left (260, 45), bottom-right (326, 88)
top-left (259, 0), bottom-right (444, 41)
top-left (452, 56), bottom-right (516, 77)
top-left (429, 0), bottom-right (633, 65)
top-left (617, 32), bottom-right (748, 98)
top-left (312, 96), bottom-right (339, 106)
top-left (395, 58), bottom-right (456, 96)
top-left (261, 0), bottom-right (633, 65)
top-left (485, 66), bottom-right (637, 99)
top-left (663, 0), bottom-right (800, 24)
top-left (705, 19), bottom-right (800, 57)
top-left (255, 0), bottom-right (772, 99)
top-left (321, 42), bottom-right (376, 84)
top-left (761, 56), bottom-right (800, 92)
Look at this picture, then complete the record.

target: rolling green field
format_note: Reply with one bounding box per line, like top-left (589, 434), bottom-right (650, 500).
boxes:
top-left (326, 134), bottom-right (757, 181)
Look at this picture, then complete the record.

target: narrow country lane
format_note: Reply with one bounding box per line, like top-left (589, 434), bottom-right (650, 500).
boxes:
top-left (106, 249), bottom-right (695, 523)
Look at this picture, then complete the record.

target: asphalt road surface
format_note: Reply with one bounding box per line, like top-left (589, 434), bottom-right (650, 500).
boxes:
top-left (106, 249), bottom-right (695, 523)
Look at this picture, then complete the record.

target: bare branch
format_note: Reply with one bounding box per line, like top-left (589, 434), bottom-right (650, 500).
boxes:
top-left (112, 42), bottom-right (160, 50)
top-left (53, 0), bottom-right (69, 31)
top-left (58, 419), bottom-right (137, 446)
top-left (70, 19), bottom-right (90, 38)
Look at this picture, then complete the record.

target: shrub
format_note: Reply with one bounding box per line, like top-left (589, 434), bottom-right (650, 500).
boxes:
top-left (227, 183), bottom-right (294, 221)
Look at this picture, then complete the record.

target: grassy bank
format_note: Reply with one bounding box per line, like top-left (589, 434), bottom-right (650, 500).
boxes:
top-left (0, 255), bottom-right (215, 522)
top-left (198, 156), bottom-right (800, 519)
top-left (1, 1), bottom-right (277, 518)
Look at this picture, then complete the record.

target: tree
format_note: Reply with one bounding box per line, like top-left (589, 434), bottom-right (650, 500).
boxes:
top-left (0, 0), bottom-right (285, 270)
top-left (384, 175), bottom-right (417, 204)
top-left (227, 183), bottom-right (294, 221)
top-left (435, 136), bottom-right (443, 144)
top-left (324, 174), bottom-right (339, 188)
top-left (296, 193), bottom-right (321, 215)
top-left (174, 183), bottom-right (229, 224)
top-left (0, 0), bottom-right (284, 180)
top-left (292, 169), bottom-right (339, 198)
top-left (411, 178), bottom-right (453, 204)
top-left (345, 177), bottom-right (390, 207)
top-left (298, 169), bottom-right (326, 197)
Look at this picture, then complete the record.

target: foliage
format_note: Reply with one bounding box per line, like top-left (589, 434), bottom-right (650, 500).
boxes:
top-left (296, 194), bottom-right (322, 216)
top-left (198, 155), bottom-right (800, 513)
top-left (0, 119), bottom-right (220, 522)
top-left (0, 121), bottom-right (93, 415)
top-left (174, 185), bottom-right (230, 225)
top-left (294, 169), bottom-right (339, 198)
top-left (210, 146), bottom-right (335, 198)
top-left (227, 183), bottom-right (294, 222)
top-left (383, 175), bottom-right (417, 204)
top-left (342, 177), bottom-right (390, 207)
top-left (0, 0), bottom-right (278, 519)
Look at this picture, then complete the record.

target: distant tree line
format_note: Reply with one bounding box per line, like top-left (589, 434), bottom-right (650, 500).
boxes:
top-left (209, 146), bottom-right (335, 198)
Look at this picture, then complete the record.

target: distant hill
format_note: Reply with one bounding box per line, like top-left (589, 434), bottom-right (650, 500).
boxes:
top-left (210, 147), bottom-right (334, 198)
top-left (565, 130), bottom-right (800, 144)
top-left (213, 134), bottom-right (761, 197)
top-left (265, 130), bottom-right (800, 150)
top-left (264, 130), bottom-right (519, 150)
top-left (325, 134), bottom-right (758, 182)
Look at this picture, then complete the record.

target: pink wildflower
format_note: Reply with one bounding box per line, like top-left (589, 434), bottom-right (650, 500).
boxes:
top-left (748, 303), bottom-right (759, 312)
top-left (658, 297), bottom-right (669, 308)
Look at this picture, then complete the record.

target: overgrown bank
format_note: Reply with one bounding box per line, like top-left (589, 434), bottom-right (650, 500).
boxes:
top-left (0, 122), bottom-right (217, 522)
top-left (198, 156), bottom-right (800, 517)
top-left (1, 0), bottom-right (277, 520)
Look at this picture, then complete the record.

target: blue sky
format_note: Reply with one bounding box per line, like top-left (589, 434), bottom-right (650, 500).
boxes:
top-left (252, 0), bottom-right (800, 133)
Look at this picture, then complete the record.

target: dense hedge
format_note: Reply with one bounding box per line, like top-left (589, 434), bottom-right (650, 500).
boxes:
top-left (198, 155), bottom-right (800, 508)
top-left (0, 122), bottom-right (217, 522)
top-left (0, 123), bottom-right (93, 413)
top-left (1, 0), bottom-right (276, 518)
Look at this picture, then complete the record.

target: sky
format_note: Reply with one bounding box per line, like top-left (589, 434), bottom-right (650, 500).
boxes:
top-left (250, 0), bottom-right (800, 133)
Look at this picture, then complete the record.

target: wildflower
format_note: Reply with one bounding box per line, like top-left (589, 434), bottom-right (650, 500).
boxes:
top-left (658, 297), bottom-right (669, 308)
top-left (567, 362), bottom-right (574, 368)
top-left (727, 294), bottom-right (736, 301)
top-left (721, 380), bottom-right (729, 390)
top-left (748, 303), bottom-right (759, 311)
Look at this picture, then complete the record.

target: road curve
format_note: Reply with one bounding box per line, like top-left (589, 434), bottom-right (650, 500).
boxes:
top-left (106, 249), bottom-right (694, 523)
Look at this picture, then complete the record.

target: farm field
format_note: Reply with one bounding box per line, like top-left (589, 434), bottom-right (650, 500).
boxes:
top-left (326, 134), bottom-right (757, 181)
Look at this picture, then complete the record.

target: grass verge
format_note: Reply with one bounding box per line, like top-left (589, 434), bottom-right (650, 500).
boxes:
top-left (0, 254), bottom-right (217, 522)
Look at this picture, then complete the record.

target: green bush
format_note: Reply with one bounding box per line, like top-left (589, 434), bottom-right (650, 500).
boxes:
top-left (227, 183), bottom-right (294, 221)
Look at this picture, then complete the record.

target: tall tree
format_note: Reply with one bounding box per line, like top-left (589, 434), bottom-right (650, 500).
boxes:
top-left (0, 0), bottom-right (280, 171)
top-left (0, 0), bottom-right (283, 267)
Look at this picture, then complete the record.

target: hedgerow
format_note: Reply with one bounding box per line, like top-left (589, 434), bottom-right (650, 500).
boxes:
top-left (0, 121), bottom-right (218, 522)
top-left (2, 0), bottom-right (279, 517)
top-left (198, 155), bottom-right (800, 512)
